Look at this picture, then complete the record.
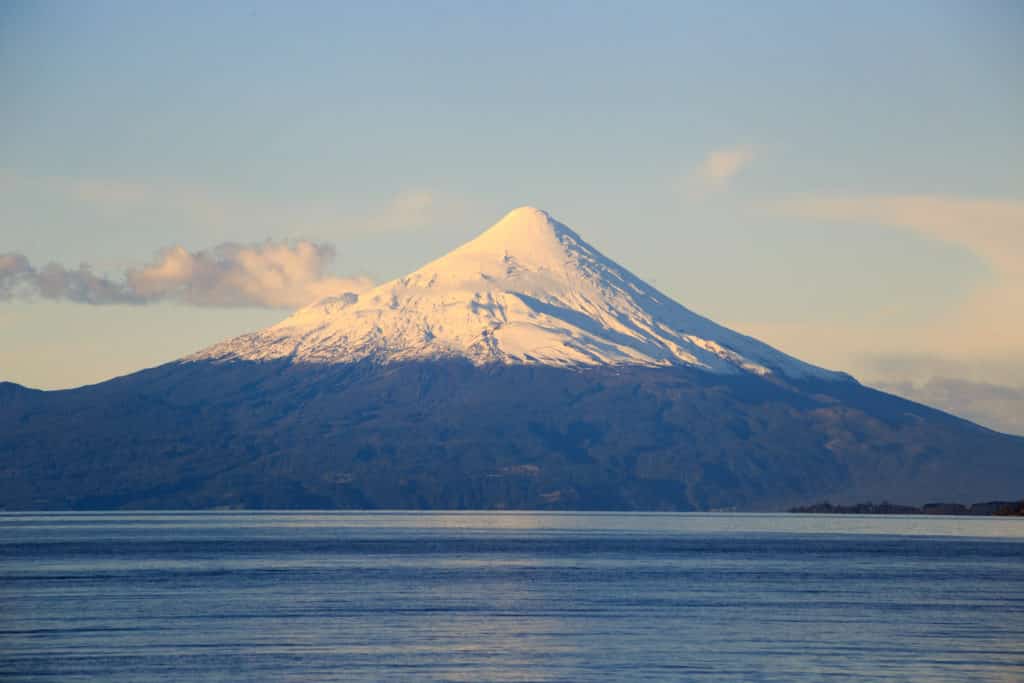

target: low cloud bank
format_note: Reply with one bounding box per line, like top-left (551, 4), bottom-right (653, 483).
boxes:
top-left (876, 377), bottom-right (1024, 437)
top-left (0, 241), bottom-right (372, 309)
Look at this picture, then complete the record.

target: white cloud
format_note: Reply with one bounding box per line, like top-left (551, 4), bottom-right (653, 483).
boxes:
top-left (0, 241), bottom-right (373, 309)
top-left (691, 145), bottom-right (755, 191)
top-left (0, 170), bottom-right (462, 307)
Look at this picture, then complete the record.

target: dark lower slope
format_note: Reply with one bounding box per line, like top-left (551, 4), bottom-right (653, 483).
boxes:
top-left (1, 361), bottom-right (1022, 510)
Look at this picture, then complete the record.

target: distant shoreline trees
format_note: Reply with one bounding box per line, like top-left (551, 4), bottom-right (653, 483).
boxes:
top-left (789, 500), bottom-right (1024, 516)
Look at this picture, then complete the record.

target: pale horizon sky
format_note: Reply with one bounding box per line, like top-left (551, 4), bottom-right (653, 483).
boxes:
top-left (2, 1), bottom-right (1022, 433)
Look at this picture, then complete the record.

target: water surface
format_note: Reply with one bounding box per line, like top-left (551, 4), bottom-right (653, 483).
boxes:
top-left (1, 512), bottom-right (1022, 681)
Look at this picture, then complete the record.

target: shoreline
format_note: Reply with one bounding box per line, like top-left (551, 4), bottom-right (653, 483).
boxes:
top-left (789, 500), bottom-right (1024, 516)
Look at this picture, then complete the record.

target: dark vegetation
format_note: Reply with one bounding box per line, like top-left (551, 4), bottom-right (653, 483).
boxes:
top-left (790, 500), bottom-right (1024, 516)
top-left (1, 360), bottom-right (1023, 510)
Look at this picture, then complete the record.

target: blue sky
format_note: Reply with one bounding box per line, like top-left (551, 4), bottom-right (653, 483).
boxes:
top-left (2, 1), bottom-right (1022, 431)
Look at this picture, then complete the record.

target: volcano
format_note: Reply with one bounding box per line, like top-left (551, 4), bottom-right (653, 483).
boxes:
top-left (2, 208), bottom-right (1021, 510)
top-left (194, 207), bottom-right (844, 379)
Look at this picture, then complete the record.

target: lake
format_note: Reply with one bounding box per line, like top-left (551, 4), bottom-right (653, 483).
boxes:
top-left (1, 512), bottom-right (1022, 681)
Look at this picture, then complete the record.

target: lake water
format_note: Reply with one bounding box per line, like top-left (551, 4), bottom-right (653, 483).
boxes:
top-left (1, 512), bottom-right (1022, 682)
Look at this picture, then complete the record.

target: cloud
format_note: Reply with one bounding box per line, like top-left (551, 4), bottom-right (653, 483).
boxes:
top-left (873, 376), bottom-right (1024, 437)
top-left (1, 170), bottom-right (461, 241)
top-left (1, 252), bottom-right (144, 304)
top-left (0, 253), bottom-right (34, 295)
top-left (746, 193), bottom-right (1024, 432)
top-left (360, 188), bottom-right (440, 232)
top-left (772, 194), bottom-right (1024, 358)
top-left (775, 195), bottom-right (1024, 276)
top-left (691, 145), bottom-right (755, 191)
top-left (852, 351), bottom-right (1024, 388)
top-left (0, 241), bottom-right (372, 309)
top-left (730, 319), bottom-right (1024, 435)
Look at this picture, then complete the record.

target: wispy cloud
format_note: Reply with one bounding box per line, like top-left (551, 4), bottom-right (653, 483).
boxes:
top-left (775, 195), bottom-right (1024, 275)
top-left (1, 241), bottom-right (373, 309)
top-left (0, 169), bottom-right (459, 237)
top-left (744, 192), bottom-right (1024, 432)
top-left (772, 193), bottom-right (1024, 357)
top-left (361, 188), bottom-right (439, 232)
top-left (690, 145), bottom-right (755, 192)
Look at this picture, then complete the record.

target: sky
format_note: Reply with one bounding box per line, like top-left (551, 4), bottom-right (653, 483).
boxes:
top-left (1, 1), bottom-right (1022, 433)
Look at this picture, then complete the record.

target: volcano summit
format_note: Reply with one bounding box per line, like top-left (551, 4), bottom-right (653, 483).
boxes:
top-left (195, 207), bottom-right (839, 379)
top-left (2, 208), bottom-right (1022, 510)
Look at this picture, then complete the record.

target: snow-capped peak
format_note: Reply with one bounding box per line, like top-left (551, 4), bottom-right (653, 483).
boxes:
top-left (447, 206), bottom-right (572, 268)
top-left (190, 207), bottom-right (846, 381)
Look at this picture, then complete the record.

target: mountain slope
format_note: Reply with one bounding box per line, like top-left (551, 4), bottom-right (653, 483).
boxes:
top-left (2, 359), bottom-right (1022, 511)
top-left (1, 207), bottom-right (1021, 510)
